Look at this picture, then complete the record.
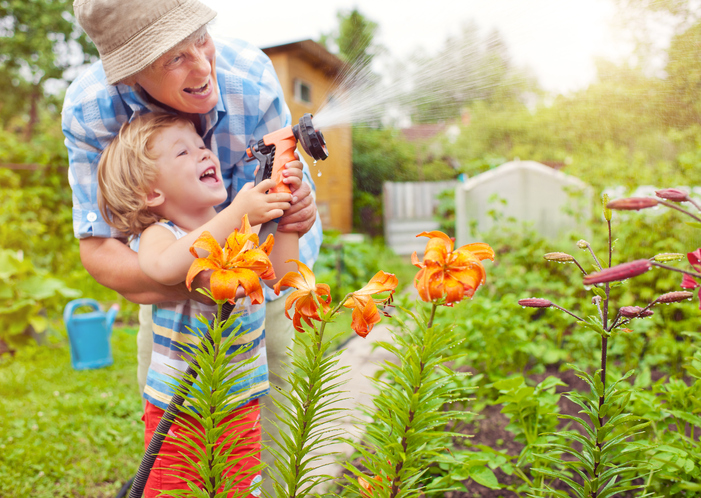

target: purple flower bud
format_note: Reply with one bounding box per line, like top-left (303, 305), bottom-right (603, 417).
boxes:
top-left (583, 259), bottom-right (652, 285)
top-left (655, 188), bottom-right (689, 202)
top-left (518, 298), bottom-right (552, 308)
top-left (656, 291), bottom-right (695, 303)
top-left (619, 306), bottom-right (654, 318)
top-left (606, 197), bottom-right (659, 211)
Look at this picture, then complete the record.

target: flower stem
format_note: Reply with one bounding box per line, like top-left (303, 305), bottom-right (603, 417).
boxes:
top-left (287, 321), bottom-right (326, 498)
top-left (572, 257), bottom-right (588, 276)
top-left (659, 199), bottom-right (701, 223)
top-left (551, 304), bottom-right (586, 322)
top-left (427, 304), bottom-right (438, 329)
top-left (651, 261), bottom-right (701, 279)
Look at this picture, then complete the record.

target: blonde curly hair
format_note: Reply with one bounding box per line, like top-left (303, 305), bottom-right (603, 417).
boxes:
top-left (97, 113), bottom-right (196, 236)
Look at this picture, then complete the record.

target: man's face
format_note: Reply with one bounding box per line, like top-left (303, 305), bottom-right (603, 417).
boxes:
top-left (133, 32), bottom-right (218, 115)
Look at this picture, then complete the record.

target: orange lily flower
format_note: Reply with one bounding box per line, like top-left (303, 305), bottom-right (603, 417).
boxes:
top-left (273, 259), bottom-right (332, 333)
top-left (411, 231), bottom-right (494, 305)
top-left (343, 271), bottom-right (398, 338)
top-left (358, 475), bottom-right (383, 497)
top-left (186, 214), bottom-right (275, 305)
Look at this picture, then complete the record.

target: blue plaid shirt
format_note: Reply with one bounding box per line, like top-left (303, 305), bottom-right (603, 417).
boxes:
top-left (62, 37), bottom-right (322, 298)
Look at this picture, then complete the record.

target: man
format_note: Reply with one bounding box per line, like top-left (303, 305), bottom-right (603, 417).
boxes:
top-left (63, 0), bottom-right (321, 493)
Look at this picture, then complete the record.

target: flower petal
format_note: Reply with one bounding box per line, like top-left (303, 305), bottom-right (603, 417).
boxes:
top-left (209, 268), bottom-right (241, 302)
top-left (185, 258), bottom-right (221, 290)
top-left (189, 231), bottom-right (224, 261)
top-left (350, 297), bottom-right (382, 338)
top-left (353, 271), bottom-right (398, 297)
top-left (459, 242), bottom-right (495, 262)
top-left (681, 274), bottom-right (699, 289)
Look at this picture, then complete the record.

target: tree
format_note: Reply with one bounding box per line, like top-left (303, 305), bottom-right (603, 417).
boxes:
top-left (663, 18), bottom-right (701, 127)
top-left (0, 0), bottom-right (97, 138)
top-left (611, 0), bottom-right (701, 74)
top-left (319, 8), bottom-right (382, 69)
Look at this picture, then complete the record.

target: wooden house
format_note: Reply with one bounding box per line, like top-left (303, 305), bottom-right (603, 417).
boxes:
top-left (262, 40), bottom-right (353, 233)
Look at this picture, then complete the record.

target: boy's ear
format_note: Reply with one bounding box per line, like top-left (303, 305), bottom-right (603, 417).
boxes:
top-left (146, 188), bottom-right (165, 208)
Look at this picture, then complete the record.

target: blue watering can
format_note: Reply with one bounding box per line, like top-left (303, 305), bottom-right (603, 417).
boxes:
top-left (63, 298), bottom-right (119, 370)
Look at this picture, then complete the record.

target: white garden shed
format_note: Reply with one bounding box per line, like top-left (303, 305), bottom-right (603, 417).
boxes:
top-left (455, 160), bottom-right (593, 246)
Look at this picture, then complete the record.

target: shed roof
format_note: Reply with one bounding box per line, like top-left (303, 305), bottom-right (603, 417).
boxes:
top-left (261, 39), bottom-right (347, 77)
top-left (459, 160), bottom-right (588, 191)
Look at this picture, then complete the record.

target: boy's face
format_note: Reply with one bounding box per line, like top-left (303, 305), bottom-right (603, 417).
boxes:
top-left (149, 123), bottom-right (227, 212)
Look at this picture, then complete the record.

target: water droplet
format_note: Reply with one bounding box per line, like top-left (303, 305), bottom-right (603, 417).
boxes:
top-left (317, 170), bottom-right (322, 177)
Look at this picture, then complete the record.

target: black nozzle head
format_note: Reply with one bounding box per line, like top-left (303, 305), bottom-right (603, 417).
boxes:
top-left (292, 113), bottom-right (329, 161)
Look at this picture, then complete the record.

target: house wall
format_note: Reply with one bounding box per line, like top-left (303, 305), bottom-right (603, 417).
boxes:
top-left (266, 51), bottom-right (353, 233)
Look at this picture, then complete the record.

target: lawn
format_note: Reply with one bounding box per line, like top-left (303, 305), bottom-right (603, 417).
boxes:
top-left (0, 327), bottom-right (143, 498)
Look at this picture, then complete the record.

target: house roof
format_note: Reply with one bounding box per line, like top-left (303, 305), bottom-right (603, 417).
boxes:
top-left (261, 39), bottom-right (347, 77)
top-left (400, 123), bottom-right (446, 142)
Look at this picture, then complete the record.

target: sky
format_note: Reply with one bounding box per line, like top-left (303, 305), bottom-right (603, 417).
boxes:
top-left (200, 0), bottom-right (635, 95)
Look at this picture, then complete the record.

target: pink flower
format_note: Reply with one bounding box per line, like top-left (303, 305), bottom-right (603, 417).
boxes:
top-left (518, 298), bottom-right (552, 308)
top-left (655, 188), bottom-right (689, 202)
top-left (681, 248), bottom-right (701, 309)
top-left (583, 259), bottom-right (652, 285)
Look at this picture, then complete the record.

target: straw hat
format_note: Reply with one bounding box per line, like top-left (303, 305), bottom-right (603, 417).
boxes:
top-left (74, 0), bottom-right (217, 85)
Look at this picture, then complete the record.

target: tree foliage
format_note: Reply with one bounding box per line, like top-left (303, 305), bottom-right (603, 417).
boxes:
top-left (319, 8), bottom-right (382, 69)
top-left (0, 0), bottom-right (97, 137)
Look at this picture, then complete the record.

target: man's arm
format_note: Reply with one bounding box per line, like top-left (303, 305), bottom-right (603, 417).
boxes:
top-left (79, 237), bottom-right (211, 304)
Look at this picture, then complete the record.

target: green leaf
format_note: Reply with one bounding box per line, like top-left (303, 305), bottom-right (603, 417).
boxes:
top-left (591, 286), bottom-right (607, 299)
top-left (468, 466), bottom-right (500, 489)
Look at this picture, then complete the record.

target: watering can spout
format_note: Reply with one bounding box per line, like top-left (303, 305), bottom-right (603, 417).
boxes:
top-left (106, 304), bottom-right (119, 333)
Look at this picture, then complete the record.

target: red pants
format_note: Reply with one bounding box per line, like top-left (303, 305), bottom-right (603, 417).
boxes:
top-left (142, 399), bottom-right (262, 498)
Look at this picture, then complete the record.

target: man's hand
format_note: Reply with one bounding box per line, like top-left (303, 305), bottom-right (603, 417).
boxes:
top-left (277, 180), bottom-right (317, 235)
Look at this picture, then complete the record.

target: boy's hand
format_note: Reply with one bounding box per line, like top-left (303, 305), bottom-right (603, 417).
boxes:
top-left (234, 179), bottom-right (292, 226)
top-left (281, 160), bottom-right (304, 198)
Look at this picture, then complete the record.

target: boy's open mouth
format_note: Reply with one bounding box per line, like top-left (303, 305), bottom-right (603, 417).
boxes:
top-left (199, 166), bottom-right (218, 184)
top-left (184, 80), bottom-right (210, 95)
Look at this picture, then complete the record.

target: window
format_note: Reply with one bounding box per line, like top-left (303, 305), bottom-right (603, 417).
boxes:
top-left (294, 79), bottom-right (312, 104)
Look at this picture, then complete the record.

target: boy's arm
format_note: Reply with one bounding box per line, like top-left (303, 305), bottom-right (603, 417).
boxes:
top-left (265, 232), bottom-right (300, 288)
top-left (138, 180), bottom-right (291, 285)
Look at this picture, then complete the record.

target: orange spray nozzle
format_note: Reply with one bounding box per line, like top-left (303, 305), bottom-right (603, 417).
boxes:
top-left (246, 113), bottom-right (328, 194)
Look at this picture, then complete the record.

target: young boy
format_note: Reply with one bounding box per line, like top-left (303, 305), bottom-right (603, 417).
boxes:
top-left (97, 112), bottom-right (301, 497)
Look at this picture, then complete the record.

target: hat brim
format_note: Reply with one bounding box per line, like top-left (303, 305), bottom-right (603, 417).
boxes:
top-left (102, 0), bottom-right (217, 85)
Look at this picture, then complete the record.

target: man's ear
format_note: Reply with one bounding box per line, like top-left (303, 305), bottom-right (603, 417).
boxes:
top-left (120, 74), bottom-right (138, 86)
top-left (146, 188), bottom-right (165, 208)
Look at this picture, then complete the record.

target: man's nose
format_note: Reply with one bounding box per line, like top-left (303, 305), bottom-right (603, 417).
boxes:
top-left (189, 47), bottom-right (211, 76)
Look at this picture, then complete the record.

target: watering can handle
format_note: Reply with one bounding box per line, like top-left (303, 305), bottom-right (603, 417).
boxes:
top-left (63, 298), bottom-right (101, 325)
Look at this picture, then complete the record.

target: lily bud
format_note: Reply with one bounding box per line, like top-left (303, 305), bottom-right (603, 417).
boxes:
top-left (577, 239), bottom-right (590, 249)
top-left (655, 188), bottom-right (689, 202)
top-left (583, 259), bottom-right (652, 285)
top-left (518, 298), bottom-right (552, 308)
top-left (656, 291), bottom-right (694, 303)
top-left (653, 253), bottom-right (685, 263)
top-left (603, 193), bottom-right (612, 221)
top-left (544, 252), bottom-right (575, 262)
top-left (619, 306), bottom-right (654, 318)
top-left (607, 197), bottom-right (659, 211)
